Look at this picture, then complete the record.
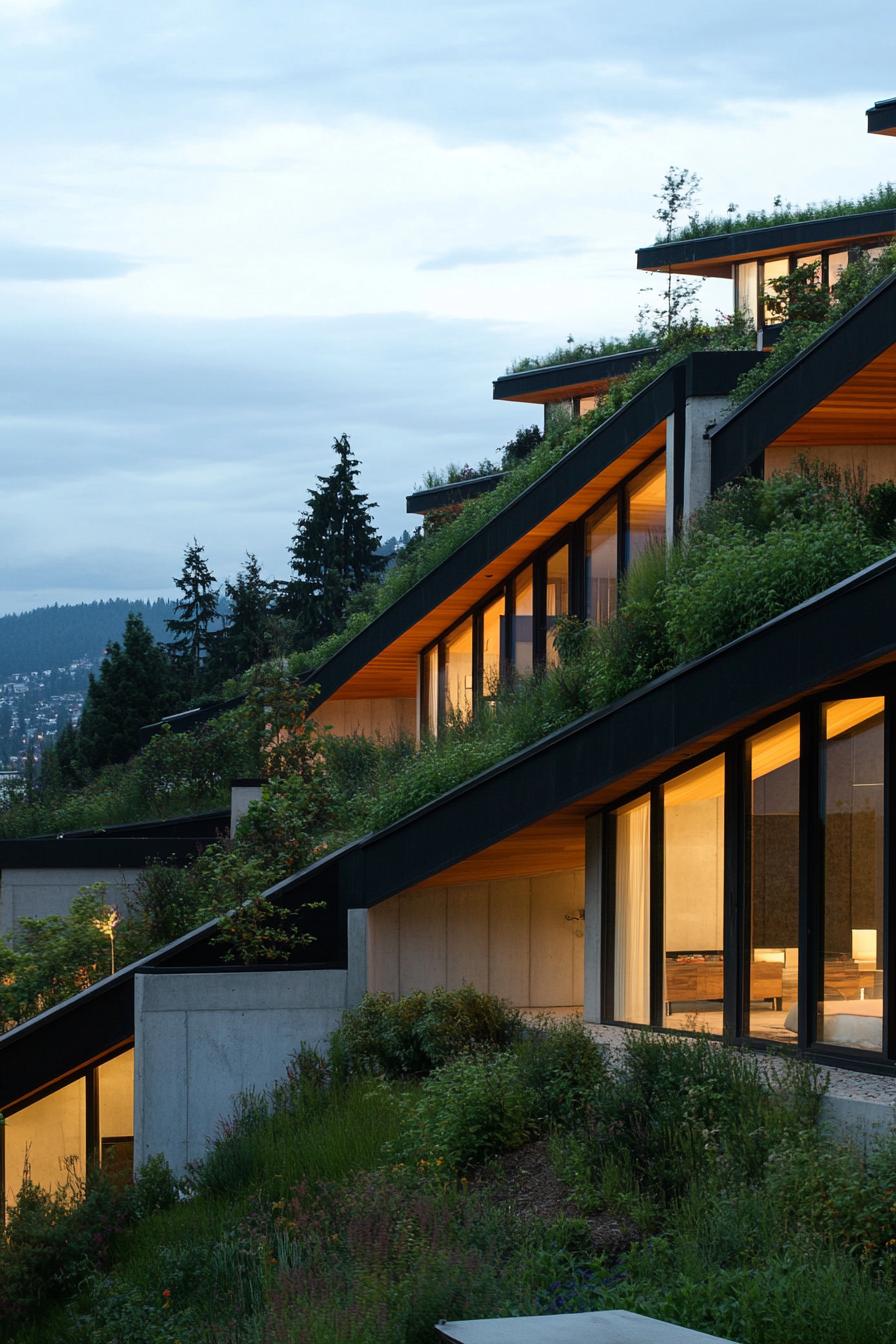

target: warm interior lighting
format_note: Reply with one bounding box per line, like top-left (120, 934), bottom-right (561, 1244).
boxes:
top-left (852, 928), bottom-right (878, 965)
top-left (664, 755), bottom-right (725, 809)
top-left (824, 696), bottom-right (885, 740)
top-left (749, 716), bottom-right (800, 780)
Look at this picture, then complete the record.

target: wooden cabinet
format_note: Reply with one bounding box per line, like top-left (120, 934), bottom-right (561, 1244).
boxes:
top-left (664, 959), bottom-right (783, 1011)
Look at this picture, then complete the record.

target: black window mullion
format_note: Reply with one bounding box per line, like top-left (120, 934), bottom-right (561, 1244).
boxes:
top-left (86, 1066), bottom-right (99, 1182)
top-left (533, 554), bottom-right (547, 669)
top-left (724, 743), bottom-right (744, 1041)
top-left (649, 784), bottom-right (665, 1026)
top-left (884, 694), bottom-right (896, 1060)
top-left (799, 702), bottom-right (821, 1051)
top-left (472, 609), bottom-right (484, 719)
top-left (601, 812), bottom-right (617, 1021)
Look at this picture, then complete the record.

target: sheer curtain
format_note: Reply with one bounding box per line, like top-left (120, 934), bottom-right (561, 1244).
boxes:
top-left (614, 797), bottom-right (651, 1023)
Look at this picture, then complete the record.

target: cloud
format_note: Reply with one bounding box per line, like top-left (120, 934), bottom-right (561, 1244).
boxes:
top-left (0, 242), bottom-right (136, 281)
top-left (418, 236), bottom-right (589, 271)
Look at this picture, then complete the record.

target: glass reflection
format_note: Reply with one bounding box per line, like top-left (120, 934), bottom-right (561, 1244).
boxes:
top-left (613, 796), bottom-right (651, 1024)
top-left (545, 546), bottom-right (570, 667)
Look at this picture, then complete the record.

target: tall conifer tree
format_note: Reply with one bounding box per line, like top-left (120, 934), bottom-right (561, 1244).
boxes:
top-left (77, 613), bottom-right (172, 769)
top-left (215, 553), bottom-right (276, 677)
top-left (281, 434), bottom-right (384, 646)
top-left (166, 539), bottom-right (220, 692)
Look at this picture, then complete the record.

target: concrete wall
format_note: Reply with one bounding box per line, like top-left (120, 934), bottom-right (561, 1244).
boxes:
top-left (313, 696), bottom-right (416, 742)
top-left (0, 867), bottom-right (144, 938)
top-left (764, 442), bottom-right (896, 486)
top-left (367, 870), bottom-right (585, 1009)
top-left (134, 969), bottom-right (348, 1174)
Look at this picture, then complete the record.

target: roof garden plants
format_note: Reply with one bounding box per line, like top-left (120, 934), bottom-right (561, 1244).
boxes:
top-left (657, 180), bottom-right (896, 244)
top-left (507, 330), bottom-right (653, 373)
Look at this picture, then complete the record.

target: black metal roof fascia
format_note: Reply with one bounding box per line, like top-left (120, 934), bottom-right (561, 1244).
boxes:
top-left (406, 473), bottom-right (506, 515)
top-left (868, 99), bottom-right (896, 135)
top-left (4, 546), bottom-right (896, 1108)
top-left (492, 347), bottom-right (659, 400)
top-left (3, 808), bottom-right (230, 845)
top-left (0, 836), bottom-right (215, 869)
top-left (310, 352), bottom-right (760, 707)
top-left (138, 693), bottom-right (246, 745)
top-left (708, 273), bottom-right (896, 490)
top-left (637, 209), bottom-right (896, 272)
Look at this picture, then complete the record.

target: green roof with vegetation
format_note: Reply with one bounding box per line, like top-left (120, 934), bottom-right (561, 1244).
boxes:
top-left (507, 331), bottom-right (652, 374)
top-left (659, 181), bottom-right (896, 244)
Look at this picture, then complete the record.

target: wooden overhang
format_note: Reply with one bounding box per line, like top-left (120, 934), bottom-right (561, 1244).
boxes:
top-left (868, 97), bottom-right (896, 137)
top-left (5, 547), bottom-right (896, 1109)
top-left (313, 352), bottom-right (759, 707)
top-left (636, 209), bottom-right (896, 279)
top-left (709, 273), bottom-right (896, 490)
top-left (492, 347), bottom-right (659, 405)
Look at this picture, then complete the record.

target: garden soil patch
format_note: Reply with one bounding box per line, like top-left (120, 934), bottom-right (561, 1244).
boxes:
top-left (471, 1138), bottom-right (636, 1255)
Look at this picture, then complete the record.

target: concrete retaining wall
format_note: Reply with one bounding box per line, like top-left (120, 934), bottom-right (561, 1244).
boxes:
top-left (134, 969), bottom-right (348, 1174)
top-left (0, 867), bottom-right (145, 938)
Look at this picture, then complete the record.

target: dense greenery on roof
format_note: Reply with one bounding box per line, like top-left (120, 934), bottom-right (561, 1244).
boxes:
top-left (507, 331), bottom-right (652, 373)
top-left (659, 181), bottom-right (896, 244)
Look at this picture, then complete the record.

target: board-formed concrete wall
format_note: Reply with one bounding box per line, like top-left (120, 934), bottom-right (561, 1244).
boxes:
top-left (133, 969), bottom-right (348, 1175)
top-left (367, 870), bottom-right (585, 1009)
top-left (0, 867), bottom-right (144, 938)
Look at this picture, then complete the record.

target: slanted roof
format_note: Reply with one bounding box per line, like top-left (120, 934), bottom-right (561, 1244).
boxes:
top-left (6, 546), bottom-right (896, 1110)
top-left (709, 273), bottom-right (896, 489)
top-left (0, 808), bottom-right (230, 868)
top-left (312, 352), bottom-right (758, 706)
top-left (868, 97), bottom-right (896, 137)
top-left (492, 347), bottom-right (658, 405)
top-left (637, 210), bottom-right (896, 278)
top-left (406, 472), bottom-right (505, 516)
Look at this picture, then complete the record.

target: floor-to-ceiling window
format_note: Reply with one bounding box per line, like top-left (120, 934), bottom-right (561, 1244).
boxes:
top-left (613, 795), bottom-right (651, 1024)
top-left (98, 1048), bottom-right (135, 1183)
top-left (663, 756), bottom-right (725, 1033)
top-left (4, 1076), bottom-right (87, 1210)
top-left (442, 617), bottom-right (474, 723)
top-left (626, 456), bottom-right (666, 568)
top-left (545, 545), bottom-right (570, 668)
top-left (512, 567), bottom-right (534, 676)
top-left (585, 500), bottom-right (617, 627)
top-left (746, 715), bottom-right (800, 1041)
top-left (481, 593), bottom-right (505, 701)
top-left (819, 697), bottom-right (885, 1052)
top-left (422, 644), bottom-right (439, 737)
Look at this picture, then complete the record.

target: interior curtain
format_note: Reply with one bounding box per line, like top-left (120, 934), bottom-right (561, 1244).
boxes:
top-left (614, 798), bottom-right (650, 1024)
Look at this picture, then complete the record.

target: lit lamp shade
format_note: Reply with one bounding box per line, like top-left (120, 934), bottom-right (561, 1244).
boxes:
top-left (852, 928), bottom-right (878, 965)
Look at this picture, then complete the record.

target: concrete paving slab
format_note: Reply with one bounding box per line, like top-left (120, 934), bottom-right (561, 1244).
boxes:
top-left (436, 1309), bottom-right (735, 1342)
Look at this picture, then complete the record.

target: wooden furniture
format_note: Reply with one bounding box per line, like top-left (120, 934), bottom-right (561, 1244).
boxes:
top-left (665, 959), bottom-right (783, 1013)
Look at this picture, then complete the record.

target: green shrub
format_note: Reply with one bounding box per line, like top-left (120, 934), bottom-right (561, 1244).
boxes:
top-left (333, 986), bottom-right (523, 1079)
top-left (396, 1049), bottom-right (532, 1169)
top-left (515, 1018), bottom-right (608, 1127)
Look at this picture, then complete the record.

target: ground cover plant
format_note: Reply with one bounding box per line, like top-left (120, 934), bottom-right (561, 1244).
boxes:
top-left (657, 180), bottom-right (896, 243)
top-left (5, 992), bottom-right (896, 1343)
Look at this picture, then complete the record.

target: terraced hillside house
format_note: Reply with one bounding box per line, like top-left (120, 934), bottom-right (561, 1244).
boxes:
top-left (5, 98), bottom-right (896, 1206)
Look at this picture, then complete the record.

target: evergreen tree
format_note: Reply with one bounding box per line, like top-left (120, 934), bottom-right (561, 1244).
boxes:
top-left (280, 434), bottom-right (385, 646)
top-left (77, 613), bottom-right (173, 770)
top-left (215, 553), bottom-right (277, 678)
top-left (166, 539), bottom-right (220, 692)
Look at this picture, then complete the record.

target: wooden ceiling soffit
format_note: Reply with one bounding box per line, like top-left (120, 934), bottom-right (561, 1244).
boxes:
top-left (324, 422), bottom-right (667, 703)
top-left (771, 344), bottom-right (896, 449)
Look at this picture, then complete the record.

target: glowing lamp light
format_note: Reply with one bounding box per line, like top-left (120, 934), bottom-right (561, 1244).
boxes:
top-left (852, 928), bottom-right (878, 965)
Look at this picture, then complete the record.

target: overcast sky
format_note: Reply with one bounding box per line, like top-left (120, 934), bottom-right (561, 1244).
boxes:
top-left (0, 1), bottom-right (894, 614)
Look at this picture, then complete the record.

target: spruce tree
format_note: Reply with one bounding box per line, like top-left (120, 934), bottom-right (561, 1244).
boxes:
top-left (166, 539), bottom-right (220, 692)
top-left (216, 553), bottom-right (277, 678)
top-left (280, 434), bottom-right (384, 646)
top-left (77, 613), bottom-right (173, 770)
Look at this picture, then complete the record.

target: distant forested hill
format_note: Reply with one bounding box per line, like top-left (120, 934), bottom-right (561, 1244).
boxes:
top-left (0, 598), bottom-right (179, 677)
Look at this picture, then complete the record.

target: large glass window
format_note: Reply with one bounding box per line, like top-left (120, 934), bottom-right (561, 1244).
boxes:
top-left (613, 796), bottom-right (651, 1024)
top-left (746, 716), bottom-right (800, 1042)
top-left (442, 617), bottom-right (474, 723)
top-left (511, 567), bottom-right (534, 676)
top-left (4, 1077), bottom-right (86, 1210)
top-left (819, 697), bottom-right (884, 1052)
top-left (98, 1050), bottom-right (134, 1183)
top-left (663, 756), bottom-right (725, 1033)
top-left (761, 255), bottom-right (789, 323)
top-left (585, 501), bottom-right (617, 627)
top-left (626, 456), bottom-right (666, 567)
top-left (735, 260), bottom-right (758, 327)
top-left (545, 546), bottom-right (570, 668)
top-left (422, 644), bottom-right (439, 737)
top-left (827, 250), bottom-right (849, 288)
top-left (481, 593), bottom-right (505, 700)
